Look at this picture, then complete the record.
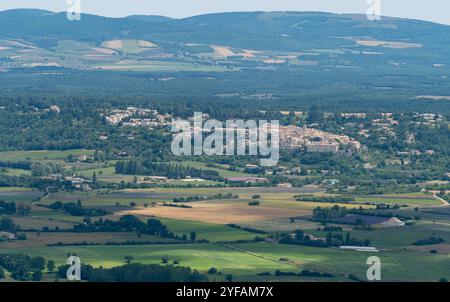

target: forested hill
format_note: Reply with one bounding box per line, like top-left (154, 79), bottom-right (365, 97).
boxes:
top-left (1, 9), bottom-right (450, 112)
top-left (1, 9), bottom-right (450, 52)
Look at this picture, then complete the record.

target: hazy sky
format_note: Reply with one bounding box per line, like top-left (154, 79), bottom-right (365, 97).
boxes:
top-left (1, 0), bottom-right (449, 25)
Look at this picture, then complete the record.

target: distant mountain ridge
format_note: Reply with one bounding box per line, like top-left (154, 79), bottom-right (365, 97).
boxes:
top-left (125, 15), bottom-right (175, 23)
top-left (0, 9), bottom-right (450, 113)
top-left (1, 9), bottom-right (449, 45)
top-left (1, 9), bottom-right (449, 64)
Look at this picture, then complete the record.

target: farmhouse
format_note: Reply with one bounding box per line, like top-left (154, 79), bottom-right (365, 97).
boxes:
top-left (137, 176), bottom-right (169, 184)
top-left (64, 176), bottom-right (91, 185)
top-left (41, 173), bottom-right (63, 181)
top-left (0, 231), bottom-right (15, 240)
top-left (339, 246), bottom-right (379, 252)
top-left (49, 105), bottom-right (61, 113)
top-left (182, 178), bottom-right (206, 182)
top-left (306, 142), bottom-right (339, 153)
top-left (380, 217), bottom-right (405, 227)
top-left (277, 183), bottom-right (293, 188)
top-left (75, 154), bottom-right (93, 162)
top-left (322, 179), bottom-right (340, 186)
top-left (225, 177), bottom-right (269, 184)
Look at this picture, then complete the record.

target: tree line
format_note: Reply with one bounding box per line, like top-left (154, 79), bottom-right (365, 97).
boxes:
top-left (115, 160), bottom-right (221, 180)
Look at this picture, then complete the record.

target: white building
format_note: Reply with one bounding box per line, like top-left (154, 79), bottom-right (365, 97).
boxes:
top-left (0, 231), bottom-right (15, 240)
top-left (339, 246), bottom-right (379, 252)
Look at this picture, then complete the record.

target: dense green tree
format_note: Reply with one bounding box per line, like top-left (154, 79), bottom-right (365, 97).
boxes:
top-left (32, 270), bottom-right (42, 281)
top-left (190, 231), bottom-right (197, 242)
top-left (30, 256), bottom-right (46, 271)
top-left (47, 260), bottom-right (55, 273)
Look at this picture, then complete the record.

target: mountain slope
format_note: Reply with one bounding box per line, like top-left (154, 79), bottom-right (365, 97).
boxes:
top-left (1, 9), bottom-right (450, 47)
top-left (0, 9), bottom-right (450, 112)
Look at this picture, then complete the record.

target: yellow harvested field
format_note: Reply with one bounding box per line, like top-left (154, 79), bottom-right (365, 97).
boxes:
top-left (383, 42), bottom-right (422, 49)
top-left (23, 62), bottom-right (61, 68)
top-left (357, 40), bottom-right (386, 47)
top-left (263, 59), bottom-right (286, 64)
top-left (137, 40), bottom-right (157, 47)
top-left (211, 45), bottom-right (236, 57)
top-left (92, 47), bottom-right (117, 55)
top-left (416, 95), bottom-right (450, 101)
top-left (121, 203), bottom-right (310, 224)
top-left (242, 49), bottom-right (261, 54)
top-left (101, 40), bottom-right (124, 49)
top-left (356, 39), bottom-right (422, 49)
top-left (3, 39), bottom-right (39, 49)
top-left (238, 50), bottom-right (256, 58)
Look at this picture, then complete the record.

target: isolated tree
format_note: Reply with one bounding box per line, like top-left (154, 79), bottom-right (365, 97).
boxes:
top-left (32, 270), bottom-right (42, 282)
top-left (294, 229), bottom-right (304, 241)
top-left (326, 232), bottom-right (332, 246)
top-left (47, 260), bottom-right (56, 273)
top-left (31, 256), bottom-right (46, 271)
top-left (307, 105), bottom-right (324, 124)
top-left (0, 217), bottom-right (17, 232)
top-left (190, 231), bottom-right (197, 242)
top-left (17, 203), bottom-right (31, 216)
top-left (124, 255), bottom-right (134, 264)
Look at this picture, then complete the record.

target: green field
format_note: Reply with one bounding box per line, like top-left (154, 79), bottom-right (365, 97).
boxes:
top-left (310, 222), bottom-right (450, 249)
top-left (72, 160), bottom-right (251, 183)
top-left (97, 60), bottom-right (230, 72)
top-left (77, 166), bottom-right (116, 177)
top-left (158, 217), bottom-right (259, 242)
top-left (0, 232), bottom-right (178, 249)
top-left (0, 190), bottom-right (42, 202)
top-left (233, 243), bottom-right (450, 281)
top-left (170, 161), bottom-right (252, 178)
top-left (11, 216), bottom-right (75, 230)
top-left (0, 149), bottom-right (94, 161)
top-left (355, 196), bottom-right (440, 206)
top-left (0, 244), bottom-right (285, 276)
top-left (0, 168), bottom-right (31, 176)
top-left (0, 167), bottom-right (448, 282)
top-left (3, 242), bottom-right (448, 281)
top-left (0, 187), bottom-right (31, 192)
top-left (29, 209), bottom-right (86, 224)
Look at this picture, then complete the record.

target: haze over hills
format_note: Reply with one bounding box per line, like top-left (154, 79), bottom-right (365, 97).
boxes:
top-left (2, 8), bottom-right (450, 285)
top-left (2, 9), bottom-right (450, 61)
top-left (0, 9), bottom-right (450, 112)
